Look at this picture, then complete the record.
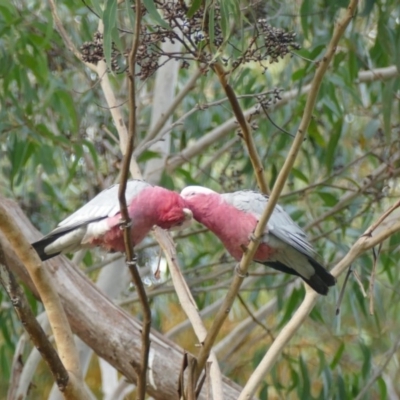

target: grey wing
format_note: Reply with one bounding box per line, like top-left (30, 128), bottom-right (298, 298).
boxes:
top-left (221, 190), bottom-right (315, 257)
top-left (266, 203), bottom-right (316, 257)
top-left (221, 190), bottom-right (268, 215)
top-left (58, 180), bottom-right (152, 228)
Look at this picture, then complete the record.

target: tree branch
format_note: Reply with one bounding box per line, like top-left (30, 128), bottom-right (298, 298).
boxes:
top-left (0, 256), bottom-right (69, 392)
top-left (0, 205), bottom-right (89, 399)
top-left (153, 229), bottom-right (224, 399)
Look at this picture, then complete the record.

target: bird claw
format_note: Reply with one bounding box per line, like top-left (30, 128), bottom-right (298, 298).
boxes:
top-left (119, 218), bottom-right (132, 230)
top-left (248, 233), bottom-right (261, 244)
top-left (126, 255), bottom-right (138, 266)
top-left (235, 264), bottom-right (248, 278)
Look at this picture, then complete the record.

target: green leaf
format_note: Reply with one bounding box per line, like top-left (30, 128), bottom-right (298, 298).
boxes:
top-left (330, 342), bottom-right (345, 369)
top-left (360, 342), bottom-right (372, 379)
top-left (175, 168), bottom-right (199, 186)
top-left (360, 0), bottom-right (376, 16)
top-left (299, 356), bottom-right (311, 398)
top-left (259, 383), bottom-right (269, 400)
top-left (336, 373), bottom-right (347, 399)
top-left (142, 0), bottom-right (170, 29)
top-left (300, 0), bottom-right (312, 39)
top-left (53, 89), bottom-right (78, 132)
top-left (187, 0), bottom-right (202, 18)
top-left (325, 120), bottom-right (343, 173)
top-left (382, 79), bottom-right (394, 140)
top-left (317, 191), bottom-right (338, 207)
top-left (37, 144), bottom-right (57, 176)
top-left (377, 376), bottom-right (387, 399)
top-left (125, 0), bottom-right (136, 30)
top-left (220, 0), bottom-right (230, 41)
top-left (364, 119), bottom-right (381, 139)
top-left (82, 140), bottom-right (99, 169)
top-left (103, 0), bottom-right (117, 72)
top-left (208, 4), bottom-right (215, 51)
top-left (291, 167), bottom-right (309, 184)
top-left (348, 49), bottom-right (359, 82)
top-left (89, 0), bottom-right (103, 16)
top-left (278, 288), bottom-right (302, 327)
top-left (137, 150), bottom-right (161, 163)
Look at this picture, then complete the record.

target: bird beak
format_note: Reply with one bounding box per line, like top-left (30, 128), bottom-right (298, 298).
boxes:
top-left (183, 208), bottom-right (193, 221)
top-left (170, 208), bottom-right (193, 231)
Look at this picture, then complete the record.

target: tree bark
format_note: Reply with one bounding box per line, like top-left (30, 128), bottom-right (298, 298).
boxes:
top-left (0, 196), bottom-right (246, 400)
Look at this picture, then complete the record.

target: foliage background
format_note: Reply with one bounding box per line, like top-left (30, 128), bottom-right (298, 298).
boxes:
top-left (1, 0), bottom-right (400, 398)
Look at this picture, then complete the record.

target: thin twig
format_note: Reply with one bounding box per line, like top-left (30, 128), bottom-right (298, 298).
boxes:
top-left (153, 229), bottom-right (225, 399)
top-left (212, 62), bottom-right (270, 194)
top-left (237, 294), bottom-right (274, 339)
top-left (352, 269), bottom-right (367, 297)
top-left (167, 65), bottom-right (398, 173)
top-left (135, 69), bottom-right (202, 156)
top-left (48, 0), bottom-right (95, 70)
top-left (7, 330), bottom-right (26, 399)
top-left (363, 199), bottom-right (400, 237)
top-left (354, 333), bottom-right (400, 400)
top-left (117, 4), bottom-right (150, 400)
top-left (305, 158), bottom-right (400, 231)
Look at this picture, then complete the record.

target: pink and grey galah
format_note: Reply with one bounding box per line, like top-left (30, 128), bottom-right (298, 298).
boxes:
top-left (32, 180), bottom-right (192, 261)
top-left (181, 186), bottom-right (336, 295)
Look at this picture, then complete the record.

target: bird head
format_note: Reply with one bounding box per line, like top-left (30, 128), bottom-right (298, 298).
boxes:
top-left (180, 186), bottom-right (217, 199)
top-left (156, 190), bottom-right (193, 230)
top-left (180, 186), bottom-right (220, 221)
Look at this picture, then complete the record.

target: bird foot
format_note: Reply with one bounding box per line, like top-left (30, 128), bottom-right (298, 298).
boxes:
top-left (235, 264), bottom-right (248, 278)
top-left (248, 233), bottom-right (261, 244)
top-left (240, 244), bottom-right (248, 253)
top-left (126, 255), bottom-right (138, 266)
top-left (119, 218), bottom-right (132, 230)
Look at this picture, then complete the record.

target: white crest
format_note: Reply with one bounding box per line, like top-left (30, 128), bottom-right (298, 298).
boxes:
top-left (180, 186), bottom-right (217, 198)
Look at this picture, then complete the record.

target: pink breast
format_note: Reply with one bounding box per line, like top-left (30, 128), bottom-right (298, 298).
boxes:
top-left (89, 216), bottom-right (151, 253)
top-left (211, 208), bottom-right (276, 262)
top-left (89, 226), bottom-right (126, 253)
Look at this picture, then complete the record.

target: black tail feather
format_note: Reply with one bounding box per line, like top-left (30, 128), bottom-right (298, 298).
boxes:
top-left (262, 258), bottom-right (336, 296)
top-left (31, 217), bottom-right (104, 261)
top-left (32, 236), bottom-right (62, 261)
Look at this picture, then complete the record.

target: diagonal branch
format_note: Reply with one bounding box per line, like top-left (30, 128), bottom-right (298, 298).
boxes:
top-left (239, 193), bottom-right (400, 399)
top-left (0, 204), bottom-right (89, 400)
top-left (153, 229), bottom-right (224, 399)
top-left (192, 0), bottom-right (359, 387)
top-left (0, 196), bottom-right (244, 399)
top-left (0, 254), bottom-right (69, 392)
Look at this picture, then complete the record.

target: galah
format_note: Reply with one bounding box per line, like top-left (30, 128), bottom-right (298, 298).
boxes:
top-left (181, 186), bottom-right (336, 295)
top-left (32, 180), bottom-right (193, 261)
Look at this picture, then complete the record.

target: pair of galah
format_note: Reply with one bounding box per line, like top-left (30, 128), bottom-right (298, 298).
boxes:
top-left (32, 180), bottom-right (335, 295)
